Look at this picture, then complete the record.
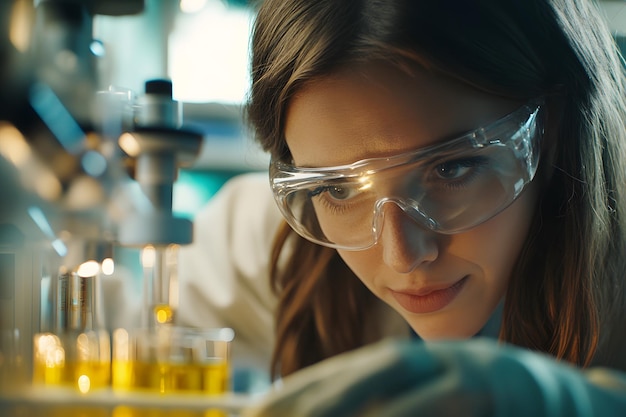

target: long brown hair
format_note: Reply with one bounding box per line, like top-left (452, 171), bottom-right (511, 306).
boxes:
top-left (246, 0), bottom-right (626, 377)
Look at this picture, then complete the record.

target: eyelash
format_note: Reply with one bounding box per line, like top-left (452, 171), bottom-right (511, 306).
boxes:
top-left (308, 185), bottom-right (359, 214)
top-left (306, 156), bottom-right (490, 213)
top-left (429, 156), bottom-right (490, 190)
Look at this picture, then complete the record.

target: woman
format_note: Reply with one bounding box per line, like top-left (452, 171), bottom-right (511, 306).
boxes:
top-left (235, 0), bottom-right (626, 414)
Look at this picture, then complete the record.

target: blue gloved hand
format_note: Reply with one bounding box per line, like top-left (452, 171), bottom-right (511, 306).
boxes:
top-left (242, 338), bottom-right (626, 417)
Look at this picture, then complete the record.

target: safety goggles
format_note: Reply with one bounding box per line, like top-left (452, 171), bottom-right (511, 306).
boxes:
top-left (270, 101), bottom-right (543, 250)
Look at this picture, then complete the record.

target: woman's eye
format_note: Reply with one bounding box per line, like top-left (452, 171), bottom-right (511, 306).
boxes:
top-left (308, 184), bottom-right (358, 201)
top-left (307, 184), bottom-right (362, 214)
top-left (327, 186), bottom-right (352, 200)
top-left (434, 158), bottom-right (485, 181)
top-left (435, 161), bottom-right (470, 179)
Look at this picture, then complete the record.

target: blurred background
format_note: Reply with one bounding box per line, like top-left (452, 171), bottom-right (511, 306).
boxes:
top-left (0, 1), bottom-right (268, 407)
top-left (93, 0), bottom-right (267, 218)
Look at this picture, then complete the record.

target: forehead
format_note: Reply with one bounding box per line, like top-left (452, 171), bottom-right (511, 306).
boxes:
top-left (284, 63), bottom-right (520, 168)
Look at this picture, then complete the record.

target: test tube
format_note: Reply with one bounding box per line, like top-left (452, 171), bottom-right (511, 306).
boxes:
top-left (141, 244), bottom-right (179, 327)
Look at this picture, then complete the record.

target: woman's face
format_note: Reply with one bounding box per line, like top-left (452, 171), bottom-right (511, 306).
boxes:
top-left (284, 63), bottom-right (539, 339)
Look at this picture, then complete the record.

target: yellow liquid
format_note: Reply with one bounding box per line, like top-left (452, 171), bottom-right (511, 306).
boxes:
top-left (112, 360), bottom-right (229, 395)
top-left (112, 406), bottom-right (227, 417)
top-left (3, 404), bottom-right (226, 417)
top-left (112, 361), bottom-right (230, 417)
top-left (33, 360), bottom-right (111, 392)
top-left (153, 304), bottom-right (175, 324)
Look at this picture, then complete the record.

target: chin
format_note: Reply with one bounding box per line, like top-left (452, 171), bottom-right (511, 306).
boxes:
top-left (408, 319), bottom-right (482, 341)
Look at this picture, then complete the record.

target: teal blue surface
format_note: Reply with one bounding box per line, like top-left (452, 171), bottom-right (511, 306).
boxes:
top-left (173, 169), bottom-right (244, 218)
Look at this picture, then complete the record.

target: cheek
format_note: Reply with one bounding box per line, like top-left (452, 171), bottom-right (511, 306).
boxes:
top-left (455, 186), bottom-right (538, 286)
top-left (338, 184), bottom-right (538, 297)
top-left (338, 250), bottom-right (378, 285)
top-left (337, 248), bottom-right (389, 298)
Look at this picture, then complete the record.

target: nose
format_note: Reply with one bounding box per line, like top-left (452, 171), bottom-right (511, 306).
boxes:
top-left (378, 202), bottom-right (439, 273)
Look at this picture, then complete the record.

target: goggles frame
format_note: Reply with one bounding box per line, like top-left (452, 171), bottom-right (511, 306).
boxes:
top-left (270, 100), bottom-right (543, 250)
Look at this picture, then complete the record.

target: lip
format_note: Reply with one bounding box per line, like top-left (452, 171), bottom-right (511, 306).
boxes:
top-left (390, 276), bottom-right (469, 314)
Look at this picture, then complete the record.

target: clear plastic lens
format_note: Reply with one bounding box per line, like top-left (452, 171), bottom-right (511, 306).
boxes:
top-left (271, 102), bottom-right (542, 250)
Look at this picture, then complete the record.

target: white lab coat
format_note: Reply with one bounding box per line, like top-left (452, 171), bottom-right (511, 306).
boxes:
top-left (177, 173), bottom-right (281, 378)
top-left (176, 172), bottom-right (409, 390)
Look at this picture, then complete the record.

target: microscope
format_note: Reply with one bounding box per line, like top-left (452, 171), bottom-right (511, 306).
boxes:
top-left (0, 0), bottom-right (240, 414)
